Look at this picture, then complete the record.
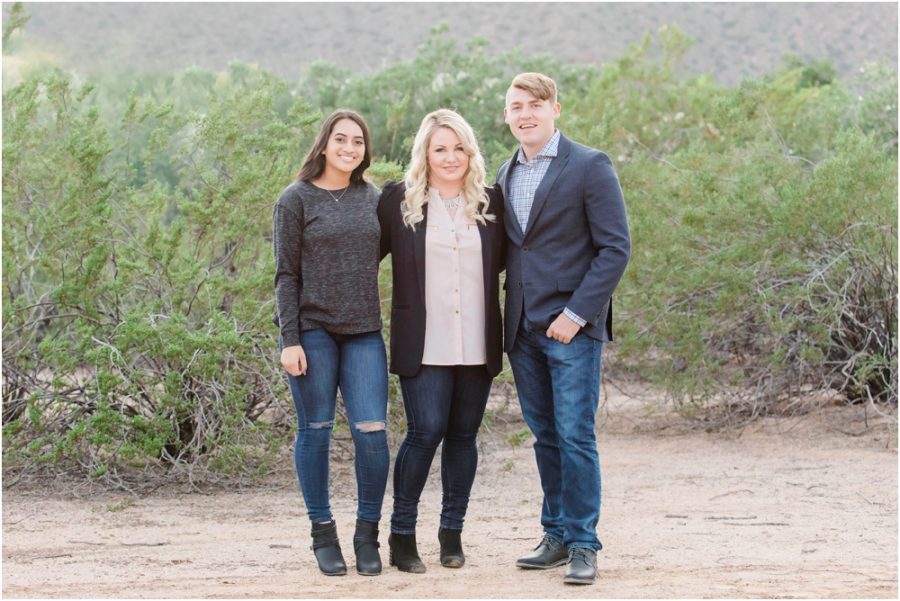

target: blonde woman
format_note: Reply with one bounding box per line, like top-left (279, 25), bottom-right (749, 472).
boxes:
top-left (377, 109), bottom-right (505, 572)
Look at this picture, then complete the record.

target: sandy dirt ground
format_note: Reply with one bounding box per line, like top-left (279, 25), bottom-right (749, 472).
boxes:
top-left (3, 385), bottom-right (897, 599)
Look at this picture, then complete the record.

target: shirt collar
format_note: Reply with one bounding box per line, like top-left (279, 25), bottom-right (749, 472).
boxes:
top-left (427, 187), bottom-right (461, 202)
top-left (516, 129), bottom-right (560, 164)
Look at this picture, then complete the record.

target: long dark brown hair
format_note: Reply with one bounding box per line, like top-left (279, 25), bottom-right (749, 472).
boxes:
top-left (296, 109), bottom-right (372, 184)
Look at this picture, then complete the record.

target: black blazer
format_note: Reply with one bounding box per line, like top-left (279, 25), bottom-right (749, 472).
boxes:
top-left (496, 133), bottom-right (631, 351)
top-left (377, 181), bottom-right (505, 378)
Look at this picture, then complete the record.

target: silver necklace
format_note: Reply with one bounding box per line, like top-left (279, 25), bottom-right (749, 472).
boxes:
top-left (441, 194), bottom-right (462, 210)
top-left (325, 186), bottom-right (349, 203)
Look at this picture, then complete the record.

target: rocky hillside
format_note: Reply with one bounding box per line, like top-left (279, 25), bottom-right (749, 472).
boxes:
top-left (9, 2), bottom-right (898, 85)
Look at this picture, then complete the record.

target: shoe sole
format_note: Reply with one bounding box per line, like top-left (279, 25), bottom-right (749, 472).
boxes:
top-left (563, 576), bottom-right (595, 585)
top-left (516, 558), bottom-right (568, 569)
top-left (389, 557), bottom-right (426, 574)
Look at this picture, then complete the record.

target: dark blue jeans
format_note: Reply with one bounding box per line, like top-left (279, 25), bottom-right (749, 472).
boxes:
top-left (507, 321), bottom-right (603, 551)
top-left (282, 328), bottom-right (389, 524)
top-left (391, 365), bottom-right (492, 534)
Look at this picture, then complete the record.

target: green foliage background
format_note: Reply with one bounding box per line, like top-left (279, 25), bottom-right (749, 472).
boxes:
top-left (3, 12), bottom-right (897, 483)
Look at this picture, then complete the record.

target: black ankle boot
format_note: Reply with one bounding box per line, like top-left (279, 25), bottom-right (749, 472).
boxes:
top-left (310, 520), bottom-right (347, 576)
top-left (438, 528), bottom-right (465, 568)
top-left (388, 533), bottom-right (426, 573)
top-left (353, 519), bottom-right (382, 576)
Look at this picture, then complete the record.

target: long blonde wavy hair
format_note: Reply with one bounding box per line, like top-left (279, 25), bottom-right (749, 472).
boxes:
top-left (402, 109), bottom-right (494, 229)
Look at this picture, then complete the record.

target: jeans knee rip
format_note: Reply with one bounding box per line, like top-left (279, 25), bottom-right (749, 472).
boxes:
top-left (354, 421), bottom-right (386, 433)
top-left (308, 421), bottom-right (333, 429)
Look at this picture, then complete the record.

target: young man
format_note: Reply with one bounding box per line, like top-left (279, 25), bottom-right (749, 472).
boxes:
top-left (496, 72), bottom-right (631, 585)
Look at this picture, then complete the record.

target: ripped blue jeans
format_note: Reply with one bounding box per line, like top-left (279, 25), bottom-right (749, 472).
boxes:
top-left (282, 328), bottom-right (389, 524)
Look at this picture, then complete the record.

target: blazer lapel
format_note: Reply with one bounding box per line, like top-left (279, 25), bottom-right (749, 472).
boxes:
top-left (413, 206), bottom-right (428, 305)
top-left (478, 214), bottom-right (492, 304)
top-left (523, 135), bottom-right (570, 237)
top-left (501, 149), bottom-right (526, 239)
top-left (501, 148), bottom-right (518, 199)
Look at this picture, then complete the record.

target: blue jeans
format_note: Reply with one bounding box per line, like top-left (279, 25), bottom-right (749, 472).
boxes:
top-left (507, 320), bottom-right (603, 551)
top-left (282, 329), bottom-right (389, 524)
top-left (391, 365), bottom-right (492, 534)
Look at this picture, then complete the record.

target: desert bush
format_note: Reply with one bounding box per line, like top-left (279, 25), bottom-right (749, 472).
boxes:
top-left (565, 28), bottom-right (897, 422)
top-left (2, 64), bottom-right (320, 485)
top-left (301, 23), bottom-right (597, 173)
top-left (2, 17), bottom-right (896, 485)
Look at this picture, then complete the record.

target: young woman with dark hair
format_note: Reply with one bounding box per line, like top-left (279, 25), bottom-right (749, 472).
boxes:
top-left (273, 109), bottom-right (388, 577)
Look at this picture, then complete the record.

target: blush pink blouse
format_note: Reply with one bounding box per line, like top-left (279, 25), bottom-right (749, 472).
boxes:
top-left (422, 188), bottom-right (486, 366)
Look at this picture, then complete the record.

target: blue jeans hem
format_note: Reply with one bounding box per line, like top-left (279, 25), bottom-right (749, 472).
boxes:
top-left (308, 514), bottom-right (335, 524)
top-left (568, 542), bottom-right (602, 552)
top-left (542, 530), bottom-right (564, 545)
top-left (390, 527), bottom-right (416, 535)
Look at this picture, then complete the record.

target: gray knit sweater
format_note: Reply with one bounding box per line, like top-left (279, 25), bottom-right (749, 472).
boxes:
top-left (273, 180), bottom-right (382, 346)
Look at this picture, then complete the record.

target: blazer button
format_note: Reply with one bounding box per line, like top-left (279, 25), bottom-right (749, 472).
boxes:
top-left (523, 246), bottom-right (529, 251)
top-left (517, 282), bottom-right (522, 288)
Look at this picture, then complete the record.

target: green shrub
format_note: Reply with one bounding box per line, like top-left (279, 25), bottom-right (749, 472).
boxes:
top-left (565, 29), bottom-right (896, 419)
top-left (2, 19), bottom-right (896, 484)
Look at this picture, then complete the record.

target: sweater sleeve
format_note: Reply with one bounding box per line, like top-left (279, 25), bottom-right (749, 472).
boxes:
top-left (273, 190), bottom-right (304, 347)
top-left (377, 181), bottom-right (399, 260)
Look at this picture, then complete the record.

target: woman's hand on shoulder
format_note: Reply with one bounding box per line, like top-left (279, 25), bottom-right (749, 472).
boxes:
top-left (378, 180), bottom-right (406, 211)
top-left (281, 345), bottom-right (307, 376)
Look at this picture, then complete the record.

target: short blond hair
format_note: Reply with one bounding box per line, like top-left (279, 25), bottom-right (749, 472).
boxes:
top-left (507, 72), bottom-right (558, 104)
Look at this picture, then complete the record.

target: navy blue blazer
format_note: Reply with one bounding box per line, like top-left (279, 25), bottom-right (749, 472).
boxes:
top-left (496, 133), bottom-right (631, 351)
top-left (377, 181), bottom-right (506, 378)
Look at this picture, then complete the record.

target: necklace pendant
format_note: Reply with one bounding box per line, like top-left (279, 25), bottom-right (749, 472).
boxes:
top-left (326, 186), bottom-right (348, 203)
top-left (442, 195), bottom-right (462, 210)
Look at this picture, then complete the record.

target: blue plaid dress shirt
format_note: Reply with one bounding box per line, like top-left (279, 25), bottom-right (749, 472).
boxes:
top-left (508, 129), bottom-right (560, 233)
top-left (507, 130), bottom-right (587, 327)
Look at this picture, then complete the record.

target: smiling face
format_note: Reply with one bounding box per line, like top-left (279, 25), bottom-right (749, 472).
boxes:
top-left (321, 118), bottom-right (366, 178)
top-left (427, 126), bottom-right (470, 190)
top-left (504, 86), bottom-right (561, 158)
